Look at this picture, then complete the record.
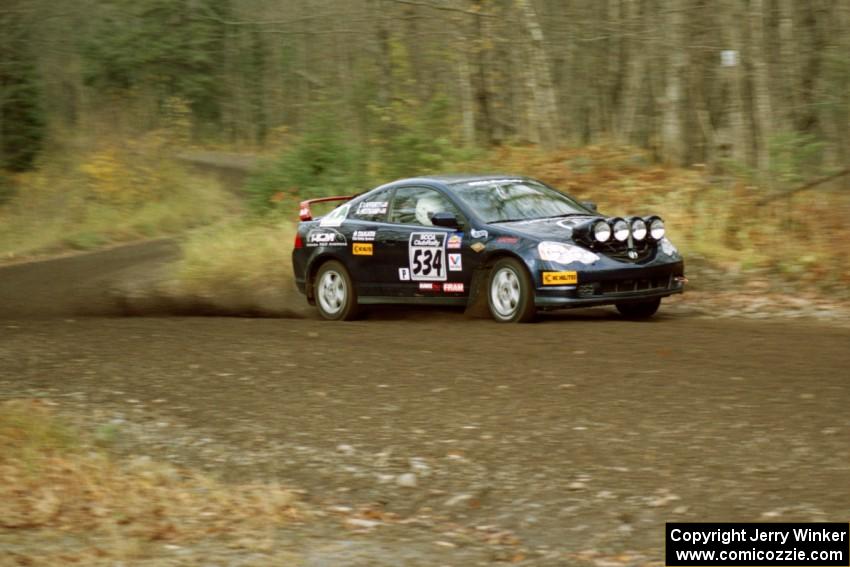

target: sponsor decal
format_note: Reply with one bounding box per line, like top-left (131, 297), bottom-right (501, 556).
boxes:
top-left (418, 282), bottom-right (441, 291)
top-left (542, 271), bottom-right (578, 285)
top-left (466, 179), bottom-right (523, 186)
top-left (307, 228), bottom-right (347, 247)
top-left (356, 201), bottom-right (388, 216)
top-left (319, 204), bottom-right (350, 227)
top-left (352, 242), bottom-right (373, 256)
top-left (409, 232), bottom-right (447, 282)
top-left (470, 242), bottom-right (485, 253)
top-left (448, 253), bottom-right (462, 271)
top-left (447, 232), bottom-right (463, 249)
top-left (496, 236), bottom-right (519, 244)
top-left (399, 267), bottom-right (410, 281)
top-left (470, 228), bottom-right (488, 239)
top-left (444, 282), bottom-right (464, 293)
top-left (353, 230), bottom-right (376, 242)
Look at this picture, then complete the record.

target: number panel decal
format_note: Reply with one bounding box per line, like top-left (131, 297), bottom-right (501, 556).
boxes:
top-left (408, 232), bottom-right (447, 281)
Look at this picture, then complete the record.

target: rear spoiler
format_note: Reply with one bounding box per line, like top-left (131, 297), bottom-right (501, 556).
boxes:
top-left (298, 195), bottom-right (354, 221)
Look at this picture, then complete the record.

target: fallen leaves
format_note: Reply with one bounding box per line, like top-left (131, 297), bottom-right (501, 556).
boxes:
top-left (0, 400), bottom-right (300, 547)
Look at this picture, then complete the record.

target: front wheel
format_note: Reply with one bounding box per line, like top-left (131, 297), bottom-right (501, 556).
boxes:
top-left (615, 298), bottom-right (661, 319)
top-left (314, 260), bottom-right (359, 321)
top-left (487, 258), bottom-right (536, 323)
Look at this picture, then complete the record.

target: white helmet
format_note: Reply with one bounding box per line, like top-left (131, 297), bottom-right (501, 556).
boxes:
top-left (415, 193), bottom-right (444, 226)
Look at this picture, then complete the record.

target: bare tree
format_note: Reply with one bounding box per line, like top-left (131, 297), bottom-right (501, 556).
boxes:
top-left (516, 0), bottom-right (560, 148)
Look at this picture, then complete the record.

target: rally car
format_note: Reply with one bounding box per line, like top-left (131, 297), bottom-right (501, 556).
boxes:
top-left (292, 175), bottom-right (685, 322)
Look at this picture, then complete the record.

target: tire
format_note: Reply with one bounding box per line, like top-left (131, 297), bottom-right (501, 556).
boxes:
top-left (314, 260), bottom-right (359, 321)
top-left (487, 258), bottom-right (536, 323)
top-left (616, 298), bottom-right (661, 319)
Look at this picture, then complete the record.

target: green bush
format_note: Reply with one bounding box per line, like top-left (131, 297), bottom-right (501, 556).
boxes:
top-left (0, 171), bottom-right (15, 205)
top-left (768, 131), bottom-right (826, 189)
top-left (246, 113), bottom-right (367, 213)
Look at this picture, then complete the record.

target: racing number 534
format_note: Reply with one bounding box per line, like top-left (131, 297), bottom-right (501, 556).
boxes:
top-left (409, 232), bottom-right (447, 281)
top-left (412, 248), bottom-right (442, 276)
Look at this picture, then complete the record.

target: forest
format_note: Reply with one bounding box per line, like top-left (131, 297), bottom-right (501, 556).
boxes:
top-left (4, 0), bottom-right (849, 172)
top-left (1, 0), bottom-right (849, 288)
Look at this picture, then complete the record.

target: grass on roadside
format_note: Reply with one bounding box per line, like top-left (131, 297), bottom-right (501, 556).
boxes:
top-left (169, 218), bottom-right (296, 299)
top-left (0, 399), bottom-right (300, 564)
top-left (0, 132), bottom-right (240, 262)
top-left (118, 217), bottom-right (306, 317)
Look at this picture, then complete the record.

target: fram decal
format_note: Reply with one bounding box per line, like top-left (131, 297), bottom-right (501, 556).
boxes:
top-left (444, 282), bottom-right (464, 293)
top-left (353, 230), bottom-right (376, 242)
top-left (542, 271), bottom-right (578, 285)
top-left (448, 253), bottom-right (462, 271)
top-left (470, 228), bottom-right (488, 239)
top-left (447, 233), bottom-right (463, 249)
top-left (352, 243), bottom-right (373, 256)
top-left (307, 228), bottom-right (347, 247)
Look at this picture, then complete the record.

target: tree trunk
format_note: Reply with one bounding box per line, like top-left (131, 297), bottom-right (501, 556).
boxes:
top-left (457, 43), bottom-right (477, 146)
top-left (617, 0), bottom-right (645, 145)
top-left (777, 0), bottom-right (799, 131)
top-left (472, 0), bottom-right (494, 146)
top-left (516, 0), bottom-right (559, 148)
top-left (721, 0), bottom-right (750, 166)
top-left (660, 1), bottom-right (687, 165)
top-left (749, 0), bottom-right (773, 181)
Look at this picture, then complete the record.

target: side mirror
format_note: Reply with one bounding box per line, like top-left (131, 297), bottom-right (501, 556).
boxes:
top-left (431, 212), bottom-right (462, 229)
top-left (581, 201), bottom-right (598, 212)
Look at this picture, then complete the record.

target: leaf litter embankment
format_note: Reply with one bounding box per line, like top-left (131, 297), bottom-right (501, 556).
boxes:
top-left (0, 399), bottom-right (301, 566)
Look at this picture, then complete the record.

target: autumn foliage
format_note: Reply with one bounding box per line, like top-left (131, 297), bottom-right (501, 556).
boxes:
top-left (0, 400), bottom-right (300, 564)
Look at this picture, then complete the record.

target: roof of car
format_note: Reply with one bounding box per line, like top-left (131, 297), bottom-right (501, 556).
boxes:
top-left (395, 174), bottom-right (530, 186)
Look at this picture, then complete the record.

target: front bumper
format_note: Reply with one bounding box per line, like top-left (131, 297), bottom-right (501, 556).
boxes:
top-left (534, 260), bottom-right (685, 308)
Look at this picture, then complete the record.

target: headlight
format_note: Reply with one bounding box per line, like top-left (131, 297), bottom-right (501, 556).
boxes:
top-left (631, 218), bottom-right (647, 241)
top-left (659, 237), bottom-right (678, 256)
top-left (592, 220), bottom-right (611, 243)
top-left (538, 241), bottom-right (599, 265)
top-left (650, 218), bottom-right (665, 240)
top-left (612, 218), bottom-right (629, 242)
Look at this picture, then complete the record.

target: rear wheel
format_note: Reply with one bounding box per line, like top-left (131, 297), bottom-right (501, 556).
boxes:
top-left (314, 261), bottom-right (359, 321)
top-left (616, 298), bottom-right (661, 319)
top-left (487, 258), bottom-right (536, 323)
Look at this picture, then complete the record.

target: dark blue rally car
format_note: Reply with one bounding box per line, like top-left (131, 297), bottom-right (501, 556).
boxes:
top-left (292, 175), bottom-right (686, 322)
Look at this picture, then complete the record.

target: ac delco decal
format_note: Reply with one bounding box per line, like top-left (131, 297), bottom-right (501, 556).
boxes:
top-left (353, 243), bottom-right (373, 256)
top-left (542, 271), bottom-right (578, 285)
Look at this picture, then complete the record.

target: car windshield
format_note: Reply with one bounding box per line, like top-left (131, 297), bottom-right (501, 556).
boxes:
top-left (451, 179), bottom-right (592, 223)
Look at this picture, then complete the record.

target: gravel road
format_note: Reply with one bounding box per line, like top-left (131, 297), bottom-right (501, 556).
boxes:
top-left (1, 243), bottom-right (848, 565)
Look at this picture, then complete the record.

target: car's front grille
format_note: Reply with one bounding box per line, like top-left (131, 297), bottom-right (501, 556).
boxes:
top-left (590, 240), bottom-right (655, 263)
top-left (578, 275), bottom-right (672, 297)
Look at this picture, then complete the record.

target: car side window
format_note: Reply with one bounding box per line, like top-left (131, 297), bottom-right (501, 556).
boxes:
top-left (389, 186), bottom-right (462, 227)
top-left (350, 190), bottom-right (391, 222)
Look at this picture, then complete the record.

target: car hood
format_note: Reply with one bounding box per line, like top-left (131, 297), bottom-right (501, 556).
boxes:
top-left (487, 216), bottom-right (599, 242)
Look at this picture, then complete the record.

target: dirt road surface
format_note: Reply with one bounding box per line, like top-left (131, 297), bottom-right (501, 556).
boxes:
top-left (1, 242), bottom-right (849, 565)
